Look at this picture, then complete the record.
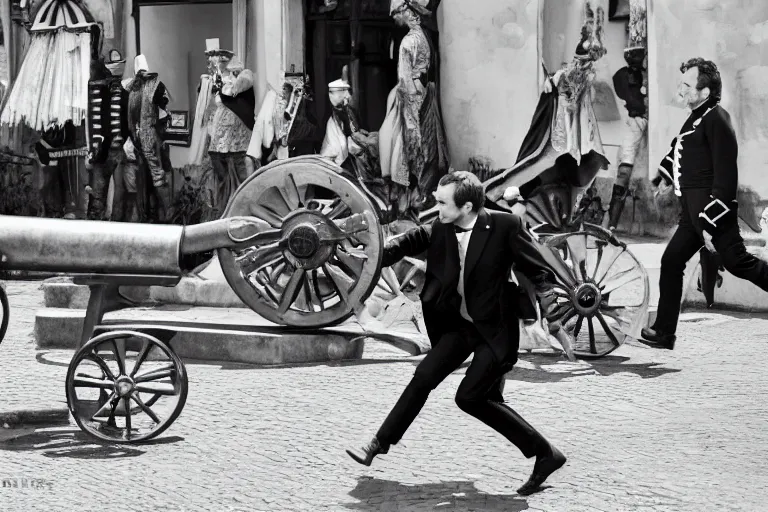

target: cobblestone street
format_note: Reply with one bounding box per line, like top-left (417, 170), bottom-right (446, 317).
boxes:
top-left (1, 281), bottom-right (767, 511)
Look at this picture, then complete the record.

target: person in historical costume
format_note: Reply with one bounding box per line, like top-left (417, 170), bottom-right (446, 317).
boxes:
top-left (379, 0), bottom-right (449, 219)
top-left (346, 172), bottom-right (567, 496)
top-left (641, 58), bottom-right (768, 350)
top-left (607, 45), bottom-right (647, 230)
top-left (123, 54), bottom-right (171, 222)
top-left (207, 54), bottom-right (255, 214)
top-left (606, 0), bottom-right (648, 231)
top-left (482, 3), bottom-right (610, 211)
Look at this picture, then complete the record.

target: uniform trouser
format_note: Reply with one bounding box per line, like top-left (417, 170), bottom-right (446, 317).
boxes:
top-left (616, 117), bottom-right (648, 189)
top-left (376, 321), bottom-right (550, 459)
top-left (87, 147), bottom-right (123, 220)
top-left (654, 187), bottom-right (768, 334)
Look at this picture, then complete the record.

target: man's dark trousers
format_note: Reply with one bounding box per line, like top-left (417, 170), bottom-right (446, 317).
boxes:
top-left (654, 187), bottom-right (768, 334)
top-left (376, 320), bottom-right (549, 459)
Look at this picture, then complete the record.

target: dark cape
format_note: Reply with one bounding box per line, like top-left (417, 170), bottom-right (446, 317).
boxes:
top-left (220, 87), bottom-right (256, 131)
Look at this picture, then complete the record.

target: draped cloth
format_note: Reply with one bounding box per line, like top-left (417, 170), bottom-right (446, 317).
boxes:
top-left (0, 30), bottom-right (91, 131)
top-left (188, 74), bottom-right (213, 165)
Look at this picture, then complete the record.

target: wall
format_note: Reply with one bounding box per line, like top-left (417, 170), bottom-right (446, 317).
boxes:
top-left (649, 0), bottom-right (768, 199)
top-left (139, 3), bottom-right (233, 167)
top-left (438, 0), bottom-right (542, 171)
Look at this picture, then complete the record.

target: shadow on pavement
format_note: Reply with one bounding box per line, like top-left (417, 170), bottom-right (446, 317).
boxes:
top-left (343, 476), bottom-right (529, 511)
top-left (0, 427), bottom-right (183, 459)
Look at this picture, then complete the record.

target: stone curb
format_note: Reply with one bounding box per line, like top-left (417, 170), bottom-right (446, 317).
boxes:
top-left (0, 408), bottom-right (70, 428)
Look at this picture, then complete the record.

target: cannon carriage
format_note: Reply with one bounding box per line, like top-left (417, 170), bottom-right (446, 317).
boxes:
top-left (0, 154), bottom-right (649, 444)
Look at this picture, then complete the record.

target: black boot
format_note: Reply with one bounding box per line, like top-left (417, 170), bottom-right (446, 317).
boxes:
top-left (607, 184), bottom-right (628, 230)
top-left (346, 436), bottom-right (389, 466)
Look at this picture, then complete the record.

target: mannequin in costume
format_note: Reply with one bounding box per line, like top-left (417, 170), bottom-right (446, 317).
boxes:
top-left (123, 54), bottom-right (171, 222)
top-left (607, 24), bottom-right (648, 230)
top-left (207, 54), bottom-right (255, 214)
top-left (87, 48), bottom-right (129, 220)
top-left (379, 0), bottom-right (448, 219)
top-left (483, 2), bottom-right (609, 212)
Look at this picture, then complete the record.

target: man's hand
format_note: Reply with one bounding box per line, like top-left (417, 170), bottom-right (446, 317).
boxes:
top-left (702, 230), bottom-right (716, 253)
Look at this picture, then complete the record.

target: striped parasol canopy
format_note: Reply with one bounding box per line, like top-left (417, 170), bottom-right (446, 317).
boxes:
top-left (30, 0), bottom-right (94, 32)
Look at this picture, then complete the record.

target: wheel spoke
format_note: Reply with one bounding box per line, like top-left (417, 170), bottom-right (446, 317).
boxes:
top-left (335, 247), bottom-right (366, 279)
top-left (124, 397), bottom-right (132, 437)
top-left (249, 203), bottom-right (284, 228)
top-left (131, 392), bottom-right (161, 423)
top-left (237, 243), bottom-right (284, 276)
top-left (110, 339), bottom-right (126, 376)
top-left (134, 364), bottom-right (175, 383)
top-left (565, 233), bottom-right (589, 282)
top-left (130, 340), bottom-right (152, 378)
top-left (600, 267), bottom-right (641, 295)
top-left (326, 199), bottom-right (350, 220)
top-left (83, 354), bottom-right (116, 381)
top-left (73, 375), bottom-right (115, 389)
top-left (594, 245), bottom-right (626, 284)
top-left (591, 241), bottom-right (607, 281)
top-left (278, 268), bottom-right (306, 315)
top-left (573, 315), bottom-right (584, 339)
top-left (596, 312), bottom-right (622, 347)
top-left (310, 271), bottom-right (326, 311)
top-left (323, 263), bottom-right (355, 303)
top-left (540, 246), bottom-right (578, 288)
top-left (279, 172), bottom-right (303, 209)
top-left (134, 382), bottom-right (177, 396)
top-left (587, 317), bottom-right (597, 354)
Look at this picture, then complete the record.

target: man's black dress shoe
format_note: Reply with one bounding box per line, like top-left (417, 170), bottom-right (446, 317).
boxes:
top-left (346, 436), bottom-right (389, 466)
top-left (640, 327), bottom-right (676, 350)
top-left (517, 445), bottom-right (567, 496)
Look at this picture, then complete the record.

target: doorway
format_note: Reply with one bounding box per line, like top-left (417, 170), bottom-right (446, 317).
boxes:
top-left (304, 0), bottom-right (441, 150)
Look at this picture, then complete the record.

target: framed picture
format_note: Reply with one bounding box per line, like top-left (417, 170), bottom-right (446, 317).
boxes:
top-left (609, 0), bottom-right (630, 20)
top-left (165, 110), bottom-right (191, 147)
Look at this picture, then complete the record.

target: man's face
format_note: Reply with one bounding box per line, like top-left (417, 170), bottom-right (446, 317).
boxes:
top-left (677, 67), bottom-right (709, 109)
top-left (434, 183), bottom-right (471, 224)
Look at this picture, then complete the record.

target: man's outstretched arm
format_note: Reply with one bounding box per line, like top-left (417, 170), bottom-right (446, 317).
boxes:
top-left (381, 222), bottom-right (434, 268)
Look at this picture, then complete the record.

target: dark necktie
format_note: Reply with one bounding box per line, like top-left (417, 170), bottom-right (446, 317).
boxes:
top-left (454, 225), bottom-right (472, 233)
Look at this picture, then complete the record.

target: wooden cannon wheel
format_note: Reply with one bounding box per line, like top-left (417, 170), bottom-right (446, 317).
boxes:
top-left (539, 224), bottom-right (650, 358)
top-left (65, 330), bottom-right (188, 443)
top-left (218, 156), bottom-right (385, 328)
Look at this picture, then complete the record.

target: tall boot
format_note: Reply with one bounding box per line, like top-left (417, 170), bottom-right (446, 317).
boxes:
top-left (607, 184), bottom-right (627, 231)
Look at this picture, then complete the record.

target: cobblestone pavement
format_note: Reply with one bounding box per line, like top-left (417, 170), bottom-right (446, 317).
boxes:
top-left (1, 281), bottom-right (768, 512)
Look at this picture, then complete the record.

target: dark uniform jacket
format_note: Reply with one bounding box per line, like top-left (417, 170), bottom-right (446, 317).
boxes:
top-left (382, 209), bottom-right (555, 365)
top-left (653, 98), bottom-right (739, 235)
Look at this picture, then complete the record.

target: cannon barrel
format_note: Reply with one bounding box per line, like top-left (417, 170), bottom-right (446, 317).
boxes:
top-left (0, 216), bottom-right (185, 274)
top-left (0, 215), bottom-right (271, 275)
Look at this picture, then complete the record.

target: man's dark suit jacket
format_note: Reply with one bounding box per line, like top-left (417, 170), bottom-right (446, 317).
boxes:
top-left (382, 209), bottom-right (555, 366)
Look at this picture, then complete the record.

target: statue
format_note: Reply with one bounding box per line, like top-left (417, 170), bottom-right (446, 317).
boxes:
top-left (206, 49), bottom-right (255, 216)
top-left (123, 54), bottom-right (172, 223)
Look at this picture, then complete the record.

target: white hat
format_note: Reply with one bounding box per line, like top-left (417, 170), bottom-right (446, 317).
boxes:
top-left (390, 0), bottom-right (430, 16)
top-left (328, 78), bottom-right (350, 91)
top-left (134, 54), bottom-right (149, 73)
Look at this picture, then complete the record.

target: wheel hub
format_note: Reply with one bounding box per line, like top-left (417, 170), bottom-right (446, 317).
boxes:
top-left (115, 376), bottom-right (135, 397)
top-left (572, 282), bottom-right (602, 317)
top-left (281, 211), bottom-right (335, 270)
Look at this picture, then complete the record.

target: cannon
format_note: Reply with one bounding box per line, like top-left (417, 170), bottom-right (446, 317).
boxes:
top-left (0, 156), bottom-right (385, 443)
top-left (0, 154), bottom-right (649, 444)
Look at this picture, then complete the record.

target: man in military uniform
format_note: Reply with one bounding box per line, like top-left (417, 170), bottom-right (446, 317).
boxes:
top-left (642, 58), bottom-right (768, 349)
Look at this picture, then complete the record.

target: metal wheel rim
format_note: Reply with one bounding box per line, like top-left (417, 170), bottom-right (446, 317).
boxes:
top-left (218, 156), bottom-right (384, 328)
top-left (66, 330), bottom-right (188, 444)
top-left (542, 223), bottom-right (650, 359)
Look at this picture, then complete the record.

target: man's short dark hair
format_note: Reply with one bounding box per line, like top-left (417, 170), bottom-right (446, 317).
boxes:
top-left (438, 171), bottom-right (485, 212)
top-left (680, 57), bottom-right (722, 102)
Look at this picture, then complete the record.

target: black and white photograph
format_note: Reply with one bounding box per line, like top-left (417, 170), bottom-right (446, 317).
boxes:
top-left (0, 0), bottom-right (766, 511)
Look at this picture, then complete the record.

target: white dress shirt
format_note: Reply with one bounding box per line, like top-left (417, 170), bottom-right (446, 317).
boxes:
top-left (455, 216), bottom-right (478, 323)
